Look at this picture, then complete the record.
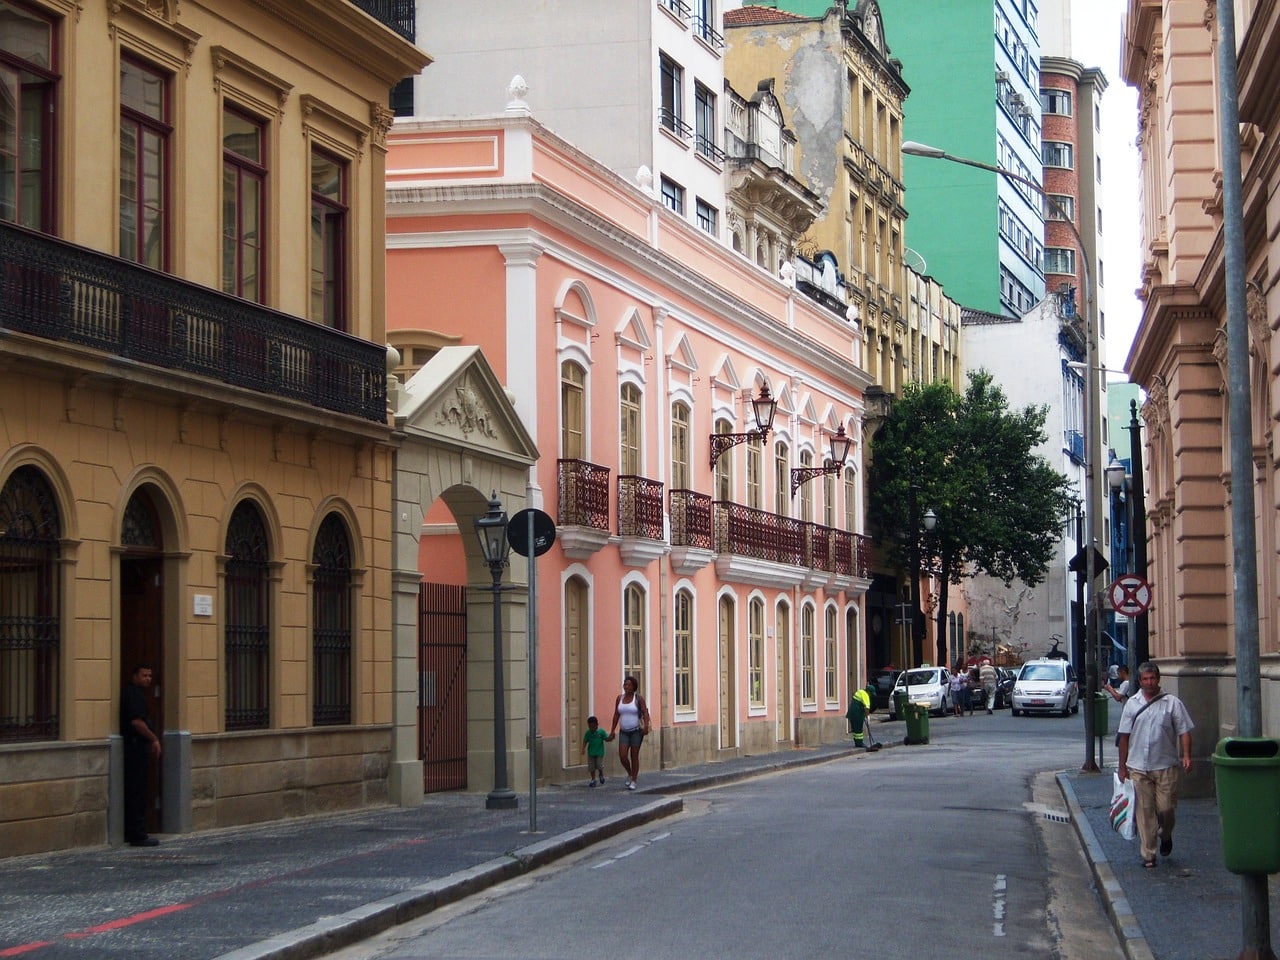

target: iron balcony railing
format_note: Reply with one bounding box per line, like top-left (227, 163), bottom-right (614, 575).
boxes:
top-left (0, 222), bottom-right (387, 422)
top-left (670, 489), bottom-right (713, 550)
top-left (695, 134), bottom-right (727, 164)
top-left (693, 15), bottom-right (725, 49)
top-left (558, 458), bottom-right (611, 531)
top-left (805, 521), bottom-right (833, 571)
top-left (659, 108), bottom-right (693, 142)
top-left (714, 501), bottom-right (805, 567)
top-left (346, 0), bottom-right (415, 40)
top-left (1065, 429), bottom-right (1085, 464)
top-left (618, 475), bottom-right (665, 541)
top-left (659, 0), bottom-right (691, 20)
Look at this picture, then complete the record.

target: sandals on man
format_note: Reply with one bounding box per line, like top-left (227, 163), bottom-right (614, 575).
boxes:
top-left (1143, 859), bottom-right (1156, 868)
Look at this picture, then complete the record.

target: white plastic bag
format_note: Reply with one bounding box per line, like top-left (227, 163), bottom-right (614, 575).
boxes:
top-left (1110, 772), bottom-right (1136, 841)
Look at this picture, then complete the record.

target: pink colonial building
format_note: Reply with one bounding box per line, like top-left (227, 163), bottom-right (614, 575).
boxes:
top-left (1122, 0), bottom-right (1280, 786)
top-left (385, 104), bottom-right (874, 787)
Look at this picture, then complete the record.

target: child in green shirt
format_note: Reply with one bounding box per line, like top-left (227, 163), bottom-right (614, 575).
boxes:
top-left (581, 715), bottom-right (609, 787)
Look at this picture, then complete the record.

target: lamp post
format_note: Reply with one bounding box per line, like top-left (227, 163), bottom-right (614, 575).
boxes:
top-left (709, 382), bottom-right (779, 467)
top-left (790, 424), bottom-right (854, 495)
top-left (904, 140), bottom-right (1104, 772)
top-left (474, 493), bottom-right (518, 810)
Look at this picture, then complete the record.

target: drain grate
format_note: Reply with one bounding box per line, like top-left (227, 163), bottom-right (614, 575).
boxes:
top-left (1041, 811), bottom-right (1071, 823)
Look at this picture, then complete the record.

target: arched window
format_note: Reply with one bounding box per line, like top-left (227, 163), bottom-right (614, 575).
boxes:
top-left (748, 597), bottom-right (765, 707)
top-left (0, 467), bottom-right (62, 742)
top-left (674, 589), bottom-right (694, 711)
top-left (620, 383), bottom-right (642, 475)
top-left (312, 513), bottom-right (352, 726)
top-left (799, 450), bottom-right (814, 522)
top-left (800, 604), bottom-right (816, 705)
top-left (561, 361), bottom-right (586, 459)
top-left (774, 441), bottom-right (789, 515)
top-left (824, 605), bottom-right (839, 701)
top-left (671, 402), bottom-right (691, 490)
top-left (714, 418), bottom-right (734, 501)
top-left (623, 583), bottom-right (646, 696)
top-left (225, 501), bottom-right (270, 730)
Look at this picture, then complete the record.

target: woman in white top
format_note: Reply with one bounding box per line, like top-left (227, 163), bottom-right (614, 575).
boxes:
top-left (608, 675), bottom-right (651, 790)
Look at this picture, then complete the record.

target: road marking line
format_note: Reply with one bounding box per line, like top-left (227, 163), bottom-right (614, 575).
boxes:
top-left (992, 874), bottom-right (1007, 937)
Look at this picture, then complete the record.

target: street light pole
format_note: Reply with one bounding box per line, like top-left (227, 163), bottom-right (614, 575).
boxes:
top-left (474, 493), bottom-right (518, 811)
top-left (903, 141), bottom-right (1104, 772)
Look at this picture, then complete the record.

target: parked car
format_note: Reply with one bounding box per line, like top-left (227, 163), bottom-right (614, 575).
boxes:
top-left (889, 666), bottom-right (951, 718)
top-left (1010, 658), bottom-right (1080, 716)
top-left (964, 664), bottom-right (1016, 710)
top-left (869, 669), bottom-right (902, 710)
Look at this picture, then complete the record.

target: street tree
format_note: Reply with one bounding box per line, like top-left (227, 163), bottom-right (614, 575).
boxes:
top-left (868, 371), bottom-right (1075, 666)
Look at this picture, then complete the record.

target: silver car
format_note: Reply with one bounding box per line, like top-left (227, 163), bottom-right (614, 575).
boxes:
top-left (889, 666), bottom-right (951, 718)
top-left (1010, 659), bottom-right (1080, 716)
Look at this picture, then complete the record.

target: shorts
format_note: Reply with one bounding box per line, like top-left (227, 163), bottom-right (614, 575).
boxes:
top-left (587, 754), bottom-right (604, 774)
top-left (618, 727), bottom-right (645, 747)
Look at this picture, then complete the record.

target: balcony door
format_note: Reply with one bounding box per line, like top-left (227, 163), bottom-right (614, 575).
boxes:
top-left (775, 603), bottom-right (791, 742)
top-left (717, 595), bottom-right (736, 751)
top-left (563, 577), bottom-right (589, 766)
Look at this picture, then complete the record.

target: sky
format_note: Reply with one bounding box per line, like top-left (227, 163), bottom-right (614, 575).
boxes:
top-left (722, 0), bottom-right (1144, 373)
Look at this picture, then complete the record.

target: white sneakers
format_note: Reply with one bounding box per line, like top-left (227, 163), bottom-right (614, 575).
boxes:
top-left (626, 779), bottom-right (636, 790)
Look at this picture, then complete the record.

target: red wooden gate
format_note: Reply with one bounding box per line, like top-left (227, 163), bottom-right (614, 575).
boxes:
top-left (418, 583), bottom-right (467, 792)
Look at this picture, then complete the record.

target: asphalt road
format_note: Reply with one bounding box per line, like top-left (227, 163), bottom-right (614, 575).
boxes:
top-left (329, 710), bottom-right (1122, 960)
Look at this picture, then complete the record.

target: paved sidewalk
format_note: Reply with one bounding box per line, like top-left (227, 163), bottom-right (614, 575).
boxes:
top-left (1059, 766), bottom-right (1280, 960)
top-left (0, 739), bottom-right (865, 960)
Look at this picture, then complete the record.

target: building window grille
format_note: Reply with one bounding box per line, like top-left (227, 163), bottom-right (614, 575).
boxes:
top-left (0, 466), bottom-right (61, 743)
top-left (312, 513), bottom-right (352, 726)
top-left (225, 501), bottom-right (270, 730)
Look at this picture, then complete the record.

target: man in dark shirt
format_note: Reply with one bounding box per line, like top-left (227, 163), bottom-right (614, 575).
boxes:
top-left (121, 664), bottom-right (161, 847)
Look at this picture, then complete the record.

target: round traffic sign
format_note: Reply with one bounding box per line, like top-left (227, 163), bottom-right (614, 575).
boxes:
top-left (508, 508), bottom-right (556, 558)
top-left (1108, 574), bottom-right (1152, 616)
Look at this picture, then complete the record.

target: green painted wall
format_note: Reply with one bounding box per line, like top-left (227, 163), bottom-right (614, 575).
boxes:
top-left (878, 0), bottom-right (1001, 312)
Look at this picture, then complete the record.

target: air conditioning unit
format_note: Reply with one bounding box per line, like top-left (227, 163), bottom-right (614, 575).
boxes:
top-left (1011, 92), bottom-right (1024, 107)
top-left (996, 69), bottom-right (1009, 83)
top-left (1018, 105), bottom-right (1033, 117)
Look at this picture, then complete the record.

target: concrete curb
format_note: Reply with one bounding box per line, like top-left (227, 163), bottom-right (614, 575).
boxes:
top-left (1056, 773), bottom-right (1155, 960)
top-left (211, 797), bottom-right (683, 960)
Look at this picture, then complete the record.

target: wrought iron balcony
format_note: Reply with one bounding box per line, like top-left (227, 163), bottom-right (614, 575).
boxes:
top-left (0, 221), bottom-right (387, 422)
top-left (1065, 429), bottom-right (1085, 464)
top-left (557, 459), bottom-right (611, 559)
top-left (693, 15), bottom-right (725, 49)
top-left (659, 0), bottom-right (691, 20)
top-left (670, 489), bottom-right (713, 550)
top-left (346, 0), bottom-right (415, 40)
top-left (618, 475), bottom-right (664, 540)
top-left (714, 501), bottom-right (805, 567)
top-left (659, 109), bottom-right (693, 142)
top-left (618, 475), bottom-right (666, 566)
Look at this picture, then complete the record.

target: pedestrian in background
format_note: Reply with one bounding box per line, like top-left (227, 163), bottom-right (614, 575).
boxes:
top-left (121, 663), bottom-right (161, 847)
top-left (581, 715), bottom-right (608, 788)
top-left (1104, 665), bottom-right (1132, 703)
top-left (949, 668), bottom-right (968, 717)
top-left (846, 683), bottom-right (872, 747)
top-left (608, 676), bottom-right (650, 791)
top-left (979, 659), bottom-right (998, 714)
top-left (1117, 662), bottom-right (1195, 869)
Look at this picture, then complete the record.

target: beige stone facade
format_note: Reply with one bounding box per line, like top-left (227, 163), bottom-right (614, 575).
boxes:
top-left (1122, 0), bottom-right (1280, 791)
top-left (0, 0), bottom-right (427, 855)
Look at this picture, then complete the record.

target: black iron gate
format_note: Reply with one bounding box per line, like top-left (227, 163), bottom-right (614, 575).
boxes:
top-left (418, 582), bottom-right (467, 792)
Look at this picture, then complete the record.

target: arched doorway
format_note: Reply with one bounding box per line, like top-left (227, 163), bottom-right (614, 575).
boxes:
top-left (718, 594), bottom-right (736, 750)
top-left (775, 601), bottom-right (791, 743)
top-left (563, 576), bottom-right (589, 768)
top-left (119, 487), bottom-right (166, 834)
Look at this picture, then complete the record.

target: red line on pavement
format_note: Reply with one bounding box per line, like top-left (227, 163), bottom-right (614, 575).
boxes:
top-left (1, 833), bottom-right (436, 956)
top-left (0, 942), bottom-right (55, 957)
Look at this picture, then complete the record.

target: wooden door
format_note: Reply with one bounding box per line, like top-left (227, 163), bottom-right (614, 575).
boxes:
top-left (718, 595), bottom-right (736, 750)
top-left (775, 604), bottom-right (791, 743)
top-left (563, 577), bottom-right (589, 766)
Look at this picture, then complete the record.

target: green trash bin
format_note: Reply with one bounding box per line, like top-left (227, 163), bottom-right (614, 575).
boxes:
top-left (892, 690), bottom-right (908, 721)
top-left (904, 701), bottom-right (930, 745)
top-left (1214, 737), bottom-right (1280, 874)
top-left (1093, 692), bottom-right (1110, 736)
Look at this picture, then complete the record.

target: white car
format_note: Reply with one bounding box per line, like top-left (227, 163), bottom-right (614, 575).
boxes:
top-left (1010, 658), bottom-right (1080, 716)
top-left (888, 666), bottom-right (951, 718)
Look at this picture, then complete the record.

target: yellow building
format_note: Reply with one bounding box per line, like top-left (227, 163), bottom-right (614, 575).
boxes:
top-left (0, 0), bottom-right (427, 855)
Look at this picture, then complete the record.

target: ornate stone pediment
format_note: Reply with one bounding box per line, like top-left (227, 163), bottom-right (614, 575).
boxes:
top-left (395, 346), bottom-right (538, 467)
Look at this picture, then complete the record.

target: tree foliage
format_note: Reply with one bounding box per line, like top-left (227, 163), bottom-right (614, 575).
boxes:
top-left (868, 371), bottom-right (1075, 664)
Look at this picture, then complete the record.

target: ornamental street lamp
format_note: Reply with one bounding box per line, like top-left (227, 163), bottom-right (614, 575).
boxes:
top-left (474, 493), bottom-right (518, 811)
top-left (708, 382), bottom-right (778, 467)
top-left (904, 140), bottom-right (1105, 772)
top-left (790, 424), bottom-right (854, 496)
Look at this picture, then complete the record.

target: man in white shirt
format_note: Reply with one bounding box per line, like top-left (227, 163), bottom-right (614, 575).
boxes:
top-left (1117, 662), bottom-right (1195, 868)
